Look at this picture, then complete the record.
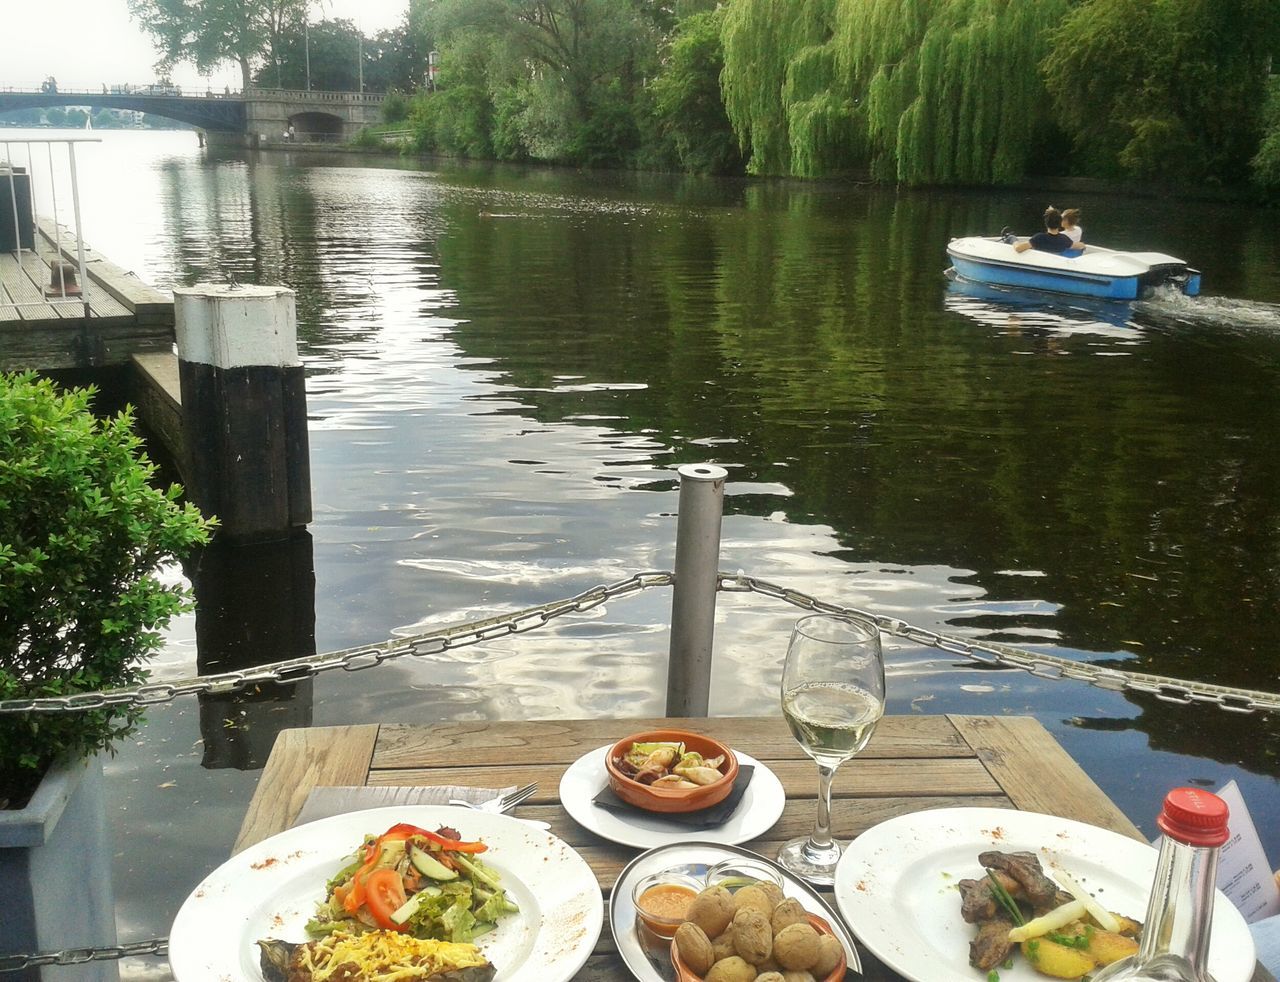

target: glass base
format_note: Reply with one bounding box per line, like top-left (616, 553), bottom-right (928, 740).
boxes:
top-left (777, 835), bottom-right (843, 886)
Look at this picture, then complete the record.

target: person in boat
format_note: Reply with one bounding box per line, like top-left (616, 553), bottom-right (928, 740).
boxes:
top-left (1061, 208), bottom-right (1084, 245)
top-left (1014, 207), bottom-right (1075, 254)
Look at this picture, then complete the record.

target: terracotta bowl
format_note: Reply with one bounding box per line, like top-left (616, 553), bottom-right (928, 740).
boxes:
top-left (671, 912), bottom-right (847, 982)
top-left (605, 728), bottom-right (738, 813)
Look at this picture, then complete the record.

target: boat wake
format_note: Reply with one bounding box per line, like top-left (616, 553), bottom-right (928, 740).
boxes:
top-left (1135, 287), bottom-right (1280, 334)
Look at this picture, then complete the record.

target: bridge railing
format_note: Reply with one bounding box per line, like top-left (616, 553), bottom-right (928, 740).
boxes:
top-left (247, 87), bottom-right (386, 103)
top-left (0, 84), bottom-right (244, 98)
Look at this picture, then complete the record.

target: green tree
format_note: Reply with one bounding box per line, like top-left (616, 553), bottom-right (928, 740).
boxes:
top-left (128, 0), bottom-right (314, 91)
top-left (256, 17), bottom-right (364, 90)
top-left (648, 9), bottom-right (742, 174)
top-left (1253, 77), bottom-right (1280, 191)
top-left (416, 0), bottom-right (657, 164)
top-left (1043, 0), bottom-right (1280, 183)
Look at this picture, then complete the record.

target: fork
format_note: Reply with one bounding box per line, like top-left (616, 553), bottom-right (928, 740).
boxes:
top-left (449, 783), bottom-right (546, 829)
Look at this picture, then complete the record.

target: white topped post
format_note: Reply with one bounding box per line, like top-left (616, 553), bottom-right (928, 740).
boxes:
top-left (174, 283), bottom-right (312, 542)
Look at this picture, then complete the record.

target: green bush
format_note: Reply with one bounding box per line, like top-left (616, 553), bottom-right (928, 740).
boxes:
top-left (349, 127), bottom-right (386, 150)
top-left (1252, 77), bottom-right (1280, 190)
top-left (0, 374), bottom-right (213, 806)
top-left (381, 89), bottom-right (410, 124)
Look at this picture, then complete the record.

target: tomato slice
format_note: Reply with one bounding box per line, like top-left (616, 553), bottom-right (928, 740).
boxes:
top-left (362, 868), bottom-right (408, 931)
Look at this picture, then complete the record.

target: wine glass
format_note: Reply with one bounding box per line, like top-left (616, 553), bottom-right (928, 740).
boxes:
top-left (777, 613), bottom-right (885, 885)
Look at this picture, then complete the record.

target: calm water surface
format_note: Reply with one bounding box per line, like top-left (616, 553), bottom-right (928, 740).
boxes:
top-left (11, 131), bottom-right (1280, 973)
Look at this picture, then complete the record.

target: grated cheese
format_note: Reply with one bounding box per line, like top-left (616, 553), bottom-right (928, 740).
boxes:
top-left (298, 930), bottom-right (490, 981)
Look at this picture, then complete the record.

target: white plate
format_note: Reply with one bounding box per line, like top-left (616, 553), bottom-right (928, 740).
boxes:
top-left (558, 746), bottom-right (785, 849)
top-left (168, 805), bottom-right (603, 982)
top-left (834, 806), bottom-right (1256, 982)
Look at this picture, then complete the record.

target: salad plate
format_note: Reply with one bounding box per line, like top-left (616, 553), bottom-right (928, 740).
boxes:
top-left (168, 804), bottom-right (603, 982)
top-left (833, 806), bottom-right (1256, 982)
top-left (609, 841), bottom-right (863, 982)
top-left (559, 745), bottom-right (785, 849)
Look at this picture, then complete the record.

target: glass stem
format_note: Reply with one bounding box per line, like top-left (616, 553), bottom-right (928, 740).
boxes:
top-left (810, 762), bottom-right (838, 849)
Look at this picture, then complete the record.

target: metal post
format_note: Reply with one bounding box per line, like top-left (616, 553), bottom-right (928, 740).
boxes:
top-left (665, 463), bottom-right (727, 717)
top-left (65, 141), bottom-right (91, 320)
top-left (358, 34), bottom-right (364, 94)
top-left (305, 18), bottom-right (311, 91)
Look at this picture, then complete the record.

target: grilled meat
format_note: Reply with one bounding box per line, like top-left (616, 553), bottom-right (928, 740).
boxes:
top-left (978, 850), bottom-right (1061, 910)
top-left (969, 914), bottom-right (1016, 971)
top-left (958, 871), bottom-right (1022, 923)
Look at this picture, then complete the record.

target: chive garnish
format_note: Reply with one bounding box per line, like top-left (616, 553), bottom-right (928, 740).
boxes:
top-left (984, 868), bottom-right (1026, 927)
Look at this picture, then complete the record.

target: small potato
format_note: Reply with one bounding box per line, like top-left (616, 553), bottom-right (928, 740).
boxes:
top-left (757, 881), bottom-right (785, 909)
top-left (770, 898), bottom-right (809, 935)
top-left (809, 934), bottom-right (844, 977)
top-left (675, 922), bottom-right (715, 976)
top-left (705, 955), bottom-right (758, 982)
top-left (733, 885), bottom-right (775, 918)
top-left (688, 887), bottom-right (736, 939)
top-left (773, 922), bottom-right (821, 972)
top-left (756, 974), bottom-right (786, 982)
top-left (711, 926), bottom-right (737, 962)
top-left (1087, 929), bottom-right (1139, 966)
top-left (732, 908), bottom-right (773, 965)
top-left (1020, 938), bottom-right (1095, 979)
top-left (780, 973), bottom-right (816, 982)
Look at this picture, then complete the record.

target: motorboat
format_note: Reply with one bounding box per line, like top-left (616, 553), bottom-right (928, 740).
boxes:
top-left (946, 235), bottom-right (1200, 300)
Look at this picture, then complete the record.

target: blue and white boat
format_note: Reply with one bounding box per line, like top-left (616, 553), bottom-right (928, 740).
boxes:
top-left (947, 235), bottom-right (1201, 300)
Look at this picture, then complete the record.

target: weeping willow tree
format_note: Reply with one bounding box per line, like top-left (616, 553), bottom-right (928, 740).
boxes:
top-left (721, 0), bottom-right (1069, 184)
top-left (721, 0), bottom-right (839, 175)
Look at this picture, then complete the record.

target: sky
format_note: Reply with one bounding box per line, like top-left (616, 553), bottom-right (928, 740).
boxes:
top-left (0, 0), bottom-right (409, 92)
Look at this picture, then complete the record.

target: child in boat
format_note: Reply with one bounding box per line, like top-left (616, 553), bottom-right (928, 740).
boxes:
top-left (1014, 207), bottom-right (1074, 254)
top-left (1061, 208), bottom-right (1083, 246)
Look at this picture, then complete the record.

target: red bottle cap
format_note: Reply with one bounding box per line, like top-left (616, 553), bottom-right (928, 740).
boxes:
top-left (1156, 788), bottom-right (1229, 847)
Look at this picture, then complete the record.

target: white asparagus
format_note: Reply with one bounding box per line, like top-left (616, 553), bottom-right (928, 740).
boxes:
top-left (1052, 867), bottom-right (1121, 933)
top-left (1007, 899), bottom-right (1088, 942)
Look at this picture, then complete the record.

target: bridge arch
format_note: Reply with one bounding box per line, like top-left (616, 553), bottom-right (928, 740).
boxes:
top-left (0, 91), bottom-right (245, 131)
top-left (287, 111), bottom-right (344, 143)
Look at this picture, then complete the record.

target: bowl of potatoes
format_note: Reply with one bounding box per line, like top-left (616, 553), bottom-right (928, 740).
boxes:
top-left (669, 879), bottom-right (847, 982)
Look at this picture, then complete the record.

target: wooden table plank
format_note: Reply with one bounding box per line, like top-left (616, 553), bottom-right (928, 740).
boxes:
top-left (372, 716), bottom-right (974, 769)
top-left (948, 715), bottom-right (1142, 839)
top-left (233, 724), bottom-right (379, 853)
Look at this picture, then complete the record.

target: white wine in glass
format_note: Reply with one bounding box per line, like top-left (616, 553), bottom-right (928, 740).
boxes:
top-left (777, 614), bottom-right (885, 885)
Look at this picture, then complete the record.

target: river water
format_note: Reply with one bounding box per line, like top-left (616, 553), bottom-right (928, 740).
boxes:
top-left (6, 131), bottom-right (1280, 974)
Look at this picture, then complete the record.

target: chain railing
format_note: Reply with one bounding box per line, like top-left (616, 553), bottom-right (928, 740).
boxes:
top-left (4, 568), bottom-right (1279, 973)
top-left (2, 569), bottom-right (1278, 717)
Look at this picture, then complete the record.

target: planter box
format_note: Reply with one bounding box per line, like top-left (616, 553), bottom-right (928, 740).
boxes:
top-left (0, 756), bottom-right (119, 982)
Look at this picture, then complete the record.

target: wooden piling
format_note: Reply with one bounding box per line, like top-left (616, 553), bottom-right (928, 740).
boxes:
top-left (174, 284), bottom-right (311, 542)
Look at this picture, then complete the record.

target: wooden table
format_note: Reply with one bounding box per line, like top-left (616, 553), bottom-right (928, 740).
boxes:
top-left (234, 715), bottom-right (1272, 981)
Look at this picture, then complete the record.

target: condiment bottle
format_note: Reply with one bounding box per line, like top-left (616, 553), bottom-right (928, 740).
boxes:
top-left (1093, 787), bottom-right (1229, 982)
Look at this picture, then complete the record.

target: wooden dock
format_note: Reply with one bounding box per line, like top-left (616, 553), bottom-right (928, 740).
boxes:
top-left (0, 222), bottom-right (174, 372)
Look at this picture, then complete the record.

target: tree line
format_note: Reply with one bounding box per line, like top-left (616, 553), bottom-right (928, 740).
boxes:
top-left (127, 0), bottom-right (1280, 190)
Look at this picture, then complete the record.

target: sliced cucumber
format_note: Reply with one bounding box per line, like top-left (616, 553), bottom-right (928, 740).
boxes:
top-left (410, 845), bottom-right (458, 881)
top-left (390, 885), bottom-right (442, 926)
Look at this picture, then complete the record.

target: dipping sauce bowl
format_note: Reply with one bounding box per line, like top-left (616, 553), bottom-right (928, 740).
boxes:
top-left (632, 870), bottom-right (704, 938)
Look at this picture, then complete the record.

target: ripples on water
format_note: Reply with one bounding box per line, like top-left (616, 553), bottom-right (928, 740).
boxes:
top-left (11, 133), bottom-right (1279, 974)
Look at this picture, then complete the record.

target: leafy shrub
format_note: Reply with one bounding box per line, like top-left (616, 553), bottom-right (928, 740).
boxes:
top-left (381, 89), bottom-right (410, 124)
top-left (0, 374), bottom-right (213, 806)
top-left (349, 127), bottom-right (386, 150)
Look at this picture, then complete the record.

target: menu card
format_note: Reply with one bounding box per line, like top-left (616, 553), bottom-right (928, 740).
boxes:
top-left (1216, 780), bottom-right (1280, 923)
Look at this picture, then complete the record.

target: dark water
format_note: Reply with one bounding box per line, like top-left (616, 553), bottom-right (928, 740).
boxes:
top-left (13, 133), bottom-right (1280, 974)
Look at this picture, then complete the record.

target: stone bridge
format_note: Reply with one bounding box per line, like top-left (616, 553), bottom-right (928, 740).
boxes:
top-left (0, 87), bottom-right (385, 144)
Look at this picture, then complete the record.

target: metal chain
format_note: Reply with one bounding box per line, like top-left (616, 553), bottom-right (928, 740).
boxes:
top-left (0, 938), bottom-right (167, 973)
top-left (718, 573), bottom-right (1280, 714)
top-left (2, 568), bottom-right (1278, 719)
top-left (0, 572), bottom-right (673, 715)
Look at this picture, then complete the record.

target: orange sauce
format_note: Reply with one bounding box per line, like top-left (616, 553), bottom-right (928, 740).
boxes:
top-left (636, 883), bottom-right (697, 936)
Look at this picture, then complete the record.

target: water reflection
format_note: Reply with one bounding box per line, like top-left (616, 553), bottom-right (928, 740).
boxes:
top-left (30, 135), bottom-right (1276, 970)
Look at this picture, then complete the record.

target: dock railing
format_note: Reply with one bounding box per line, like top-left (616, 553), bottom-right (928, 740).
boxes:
top-left (1, 136), bottom-right (99, 320)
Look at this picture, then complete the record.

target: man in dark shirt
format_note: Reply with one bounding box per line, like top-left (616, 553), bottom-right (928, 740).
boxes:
top-left (1014, 207), bottom-right (1076, 254)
